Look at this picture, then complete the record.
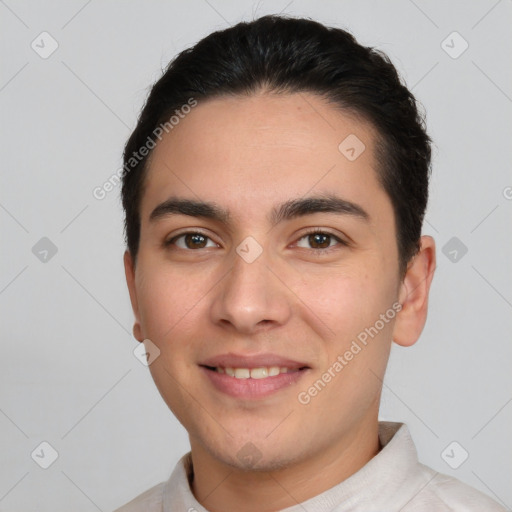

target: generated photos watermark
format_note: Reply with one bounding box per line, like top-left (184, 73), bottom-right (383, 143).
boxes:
top-left (92, 97), bottom-right (198, 200)
top-left (297, 301), bottom-right (402, 405)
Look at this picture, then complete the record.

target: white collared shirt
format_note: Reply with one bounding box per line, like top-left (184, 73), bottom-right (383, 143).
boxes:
top-left (114, 422), bottom-right (506, 511)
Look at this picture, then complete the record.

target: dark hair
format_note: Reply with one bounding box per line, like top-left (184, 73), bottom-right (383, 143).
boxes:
top-left (122, 14), bottom-right (431, 275)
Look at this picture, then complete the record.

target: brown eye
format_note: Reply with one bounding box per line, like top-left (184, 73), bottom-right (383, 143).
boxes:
top-left (185, 233), bottom-right (207, 249)
top-left (308, 232), bottom-right (331, 249)
top-left (296, 230), bottom-right (342, 251)
top-left (166, 232), bottom-right (217, 250)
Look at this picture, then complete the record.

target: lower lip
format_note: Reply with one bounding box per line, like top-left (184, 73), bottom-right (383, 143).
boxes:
top-left (200, 366), bottom-right (308, 399)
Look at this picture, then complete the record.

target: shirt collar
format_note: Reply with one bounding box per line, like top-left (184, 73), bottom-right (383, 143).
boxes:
top-left (162, 422), bottom-right (418, 511)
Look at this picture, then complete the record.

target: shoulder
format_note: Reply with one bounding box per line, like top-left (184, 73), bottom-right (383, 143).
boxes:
top-left (113, 481), bottom-right (165, 512)
top-left (404, 464), bottom-right (507, 511)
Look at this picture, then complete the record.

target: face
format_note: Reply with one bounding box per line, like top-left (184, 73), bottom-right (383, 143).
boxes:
top-left (124, 91), bottom-right (433, 472)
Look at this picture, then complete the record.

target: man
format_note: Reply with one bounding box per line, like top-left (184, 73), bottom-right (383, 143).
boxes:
top-left (116, 14), bottom-right (505, 511)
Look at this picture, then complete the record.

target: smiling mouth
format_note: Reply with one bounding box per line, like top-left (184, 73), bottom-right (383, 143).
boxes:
top-left (202, 365), bottom-right (309, 379)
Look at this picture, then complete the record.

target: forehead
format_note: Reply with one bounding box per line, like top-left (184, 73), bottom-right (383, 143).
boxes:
top-left (139, 92), bottom-right (390, 227)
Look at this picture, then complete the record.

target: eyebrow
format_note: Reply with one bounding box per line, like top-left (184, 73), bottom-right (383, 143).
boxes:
top-left (149, 193), bottom-right (369, 226)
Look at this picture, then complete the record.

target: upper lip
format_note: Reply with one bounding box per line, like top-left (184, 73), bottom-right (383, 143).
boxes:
top-left (200, 353), bottom-right (310, 370)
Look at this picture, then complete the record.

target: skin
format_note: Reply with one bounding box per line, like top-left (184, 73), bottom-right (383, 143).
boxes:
top-left (124, 91), bottom-right (436, 512)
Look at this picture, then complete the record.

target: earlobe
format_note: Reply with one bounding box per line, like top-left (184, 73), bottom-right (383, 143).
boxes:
top-left (393, 236), bottom-right (436, 347)
top-left (123, 250), bottom-right (144, 342)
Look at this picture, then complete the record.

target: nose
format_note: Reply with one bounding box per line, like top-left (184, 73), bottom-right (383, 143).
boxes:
top-left (209, 242), bottom-right (293, 335)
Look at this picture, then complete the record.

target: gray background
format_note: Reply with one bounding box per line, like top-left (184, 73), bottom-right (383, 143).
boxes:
top-left (1, 0), bottom-right (511, 510)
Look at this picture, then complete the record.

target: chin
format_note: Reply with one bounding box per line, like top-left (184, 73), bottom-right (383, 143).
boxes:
top-left (201, 432), bottom-right (306, 472)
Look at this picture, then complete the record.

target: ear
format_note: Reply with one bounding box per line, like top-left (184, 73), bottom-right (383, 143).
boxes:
top-left (124, 250), bottom-right (144, 342)
top-left (393, 235), bottom-right (436, 347)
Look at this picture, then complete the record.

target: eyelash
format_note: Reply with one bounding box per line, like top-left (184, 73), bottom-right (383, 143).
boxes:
top-left (298, 228), bottom-right (348, 255)
top-left (164, 228), bottom-right (347, 255)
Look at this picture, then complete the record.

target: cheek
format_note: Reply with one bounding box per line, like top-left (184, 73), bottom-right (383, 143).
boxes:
top-left (135, 262), bottom-right (204, 344)
top-left (136, 264), bottom-right (207, 421)
top-left (294, 266), bottom-right (398, 393)
top-left (295, 267), bottom-right (391, 339)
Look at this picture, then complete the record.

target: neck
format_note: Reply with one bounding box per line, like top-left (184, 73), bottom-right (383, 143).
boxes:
top-left (189, 416), bottom-right (381, 512)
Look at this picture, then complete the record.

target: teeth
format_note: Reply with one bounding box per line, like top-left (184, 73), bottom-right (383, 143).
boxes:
top-left (250, 367), bottom-right (268, 379)
top-left (234, 368), bottom-right (250, 379)
top-left (217, 366), bottom-right (299, 379)
top-left (268, 366), bottom-right (280, 377)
